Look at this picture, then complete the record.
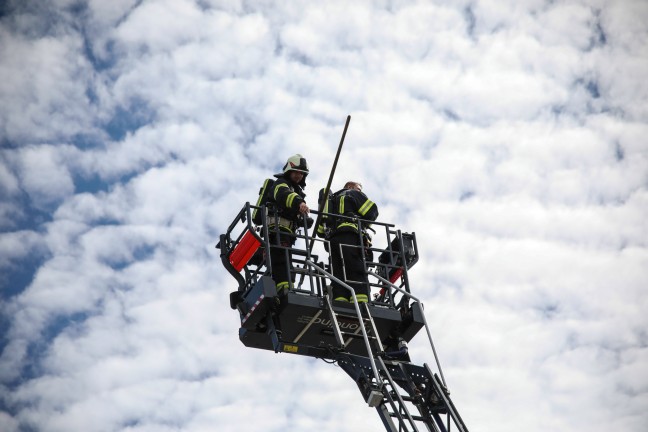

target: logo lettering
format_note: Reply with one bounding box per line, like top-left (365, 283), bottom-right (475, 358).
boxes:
top-left (296, 315), bottom-right (359, 331)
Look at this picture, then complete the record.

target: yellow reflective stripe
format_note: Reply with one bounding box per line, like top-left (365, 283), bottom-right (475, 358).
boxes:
top-left (358, 199), bottom-right (374, 216)
top-left (354, 294), bottom-right (368, 303)
top-left (277, 281), bottom-right (290, 292)
top-left (317, 225), bottom-right (326, 234)
top-left (339, 196), bottom-right (345, 214)
top-left (256, 182), bottom-right (269, 206)
top-left (334, 296), bottom-right (349, 302)
top-left (274, 183), bottom-right (289, 199)
top-left (337, 222), bottom-right (358, 230)
top-left (252, 180), bottom-right (270, 220)
top-left (286, 192), bottom-right (298, 207)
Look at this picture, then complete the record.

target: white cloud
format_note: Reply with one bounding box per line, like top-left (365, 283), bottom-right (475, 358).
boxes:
top-left (1, 1), bottom-right (647, 431)
top-left (0, 229), bottom-right (47, 280)
top-left (0, 158), bottom-right (19, 196)
top-left (9, 145), bottom-right (75, 209)
top-left (0, 25), bottom-right (102, 144)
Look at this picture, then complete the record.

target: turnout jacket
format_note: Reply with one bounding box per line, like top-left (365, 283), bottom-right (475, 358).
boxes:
top-left (271, 174), bottom-right (306, 225)
top-left (328, 188), bottom-right (379, 234)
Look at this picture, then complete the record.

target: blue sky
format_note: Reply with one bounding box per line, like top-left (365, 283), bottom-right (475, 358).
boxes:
top-left (1, 0), bottom-right (647, 431)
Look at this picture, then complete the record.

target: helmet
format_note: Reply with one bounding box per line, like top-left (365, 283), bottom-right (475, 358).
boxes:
top-left (282, 154), bottom-right (309, 175)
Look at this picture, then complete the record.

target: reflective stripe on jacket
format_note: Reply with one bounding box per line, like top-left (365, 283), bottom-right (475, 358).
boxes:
top-left (271, 175), bottom-right (306, 223)
top-left (330, 188), bottom-right (379, 233)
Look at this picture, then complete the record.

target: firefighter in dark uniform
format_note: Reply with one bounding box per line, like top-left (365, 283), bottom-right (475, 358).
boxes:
top-left (268, 154), bottom-right (310, 295)
top-left (328, 181), bottom-right (379, 303)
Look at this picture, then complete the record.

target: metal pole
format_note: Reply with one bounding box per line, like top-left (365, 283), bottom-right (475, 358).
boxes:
top-left (308, 115), bottom-right (351, 253)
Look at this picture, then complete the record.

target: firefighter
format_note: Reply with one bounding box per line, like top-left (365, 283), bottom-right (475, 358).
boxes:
top-left (267, 154), bottom-right (310, 295)
top-left (328, 181), bottom-right (379, 303)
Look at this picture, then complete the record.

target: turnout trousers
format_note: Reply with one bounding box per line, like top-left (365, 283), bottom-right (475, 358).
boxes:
top-left (267, 227), bottom-right (295, 294)
top-left (330, 231), bottom-right (369, 302)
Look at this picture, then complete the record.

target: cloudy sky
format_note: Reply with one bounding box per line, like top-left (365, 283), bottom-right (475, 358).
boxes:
top-left (1, 0), bottom-right (647, 431)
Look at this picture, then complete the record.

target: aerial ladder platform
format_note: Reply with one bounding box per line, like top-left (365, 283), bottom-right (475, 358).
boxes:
top-left (217, 202), bottom-right (469, 432)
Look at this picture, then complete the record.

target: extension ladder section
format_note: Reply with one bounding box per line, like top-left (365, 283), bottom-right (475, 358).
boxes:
top-left (324, 300), bottom-right (468, 432)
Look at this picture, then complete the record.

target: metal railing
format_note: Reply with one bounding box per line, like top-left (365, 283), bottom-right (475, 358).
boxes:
top-left (219, 202), bottom-right (446, 384)
top-left (369, 270), bottom-right (447, 387)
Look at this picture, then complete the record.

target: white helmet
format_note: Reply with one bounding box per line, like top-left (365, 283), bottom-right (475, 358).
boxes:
top-left (282, 154), bottom-right (309, 175)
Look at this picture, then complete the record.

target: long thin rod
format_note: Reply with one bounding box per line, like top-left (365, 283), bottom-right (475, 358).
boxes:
top-left (308, 115), bottom-right (351, 252)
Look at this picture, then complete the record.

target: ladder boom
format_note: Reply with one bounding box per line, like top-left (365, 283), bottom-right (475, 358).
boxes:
top-left (217, 202), bottom-right (469, 432)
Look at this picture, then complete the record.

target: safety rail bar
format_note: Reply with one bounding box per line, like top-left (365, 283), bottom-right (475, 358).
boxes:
top-left (369, 270), bottom-right (447, 387)
top-left (303, 260), bottom-right (450, 414)
top-left (220, 202), bottom-right (417, 310)
top-left (218, 202), bottom-right (330, 298)
top-left (297, 207), bottom-right (417, 311)
top-left (305, 260), bottom-right (383, 390)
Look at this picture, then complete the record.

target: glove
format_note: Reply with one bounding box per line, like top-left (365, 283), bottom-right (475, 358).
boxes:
top-left (305, 216), bottom-right (314, 228)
